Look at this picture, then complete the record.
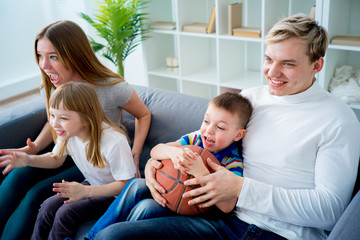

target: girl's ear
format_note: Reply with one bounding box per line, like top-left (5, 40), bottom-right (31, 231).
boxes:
top-left (234, 129), bottom-right (246, 141)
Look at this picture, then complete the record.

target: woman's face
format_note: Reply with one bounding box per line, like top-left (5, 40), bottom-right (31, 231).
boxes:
top-left (37, 37), bottom-right (81, 88)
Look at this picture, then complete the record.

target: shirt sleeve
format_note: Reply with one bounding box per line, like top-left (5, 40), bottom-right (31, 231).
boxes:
top-left (237, 122), bottom-right (360, 230)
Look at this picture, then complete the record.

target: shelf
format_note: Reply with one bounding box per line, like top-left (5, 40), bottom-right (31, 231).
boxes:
top-left (142, 0), bottom-right (359, 110)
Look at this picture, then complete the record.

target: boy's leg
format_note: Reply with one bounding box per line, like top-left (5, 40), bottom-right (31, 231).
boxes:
top-left (95, 211), bottom-right (287, 240)
top-left (85, 178), bottom-right (167, 240)
top-left (1, 164), bottom-right (84, 240)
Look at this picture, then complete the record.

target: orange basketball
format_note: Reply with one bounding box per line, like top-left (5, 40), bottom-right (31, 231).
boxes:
top-left (155, 145), bottom-right (219, 215)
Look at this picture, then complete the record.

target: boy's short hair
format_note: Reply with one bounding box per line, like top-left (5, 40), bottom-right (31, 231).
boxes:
top-left (210, 92), bottom-right (252, 129)
top-left (266, 14), bottom-right (328, 63)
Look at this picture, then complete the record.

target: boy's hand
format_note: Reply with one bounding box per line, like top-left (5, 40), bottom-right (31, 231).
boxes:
top-left (182, 148), bottom-right (210, 177)
top-left (0, 150), bottom-right (30, 175)
top-left (53, 180), bottom-right (86, 204)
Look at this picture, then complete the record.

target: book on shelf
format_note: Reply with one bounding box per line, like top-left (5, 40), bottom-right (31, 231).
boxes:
top-left (331, 35), bottom-right (360, 47)
top-left (228, 3), bottom-right (242, 35)
top-left (232, 27), bottom-right (261, 38)
top-left (183, 22), bottom-right (208, 33)
top-left (149, 21), bottom-right (176, 30)
top-left (206, 5), bottom-right (216, 34)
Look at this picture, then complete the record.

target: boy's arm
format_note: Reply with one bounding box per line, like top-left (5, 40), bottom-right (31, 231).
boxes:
top-left (183, 153), bottom-right (237, 213)
top-left (150, 142), bottom-right (193, 173)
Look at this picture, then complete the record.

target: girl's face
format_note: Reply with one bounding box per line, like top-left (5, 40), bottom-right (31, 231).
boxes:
top-left (49, 102), bottom-right (88, 142)
top-left (200, 104), bottom-right (244, 153)
top-left (37, 37), bottom-right (82, 88)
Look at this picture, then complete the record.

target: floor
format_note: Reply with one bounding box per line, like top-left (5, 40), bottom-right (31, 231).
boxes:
top-left (0, 89), bottom-right (42, 112)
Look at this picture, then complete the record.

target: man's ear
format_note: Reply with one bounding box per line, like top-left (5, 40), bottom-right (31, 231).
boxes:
top-left (234, 129), bottom-right (246, 141)
top-left (313, 57), bottom-right (324, 74)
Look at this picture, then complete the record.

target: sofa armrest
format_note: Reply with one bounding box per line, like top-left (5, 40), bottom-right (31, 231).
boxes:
top-left (0, 98), bottom-right (47, 149)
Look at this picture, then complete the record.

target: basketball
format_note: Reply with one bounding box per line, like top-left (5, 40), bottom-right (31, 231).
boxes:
top-left (155, 145), bottom-right (219, 215)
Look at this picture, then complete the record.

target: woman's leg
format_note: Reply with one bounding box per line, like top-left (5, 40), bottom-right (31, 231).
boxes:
top-left (0, 166), bottom-right (63, 235)
top-left (1, 160), bottom-right (84, 240)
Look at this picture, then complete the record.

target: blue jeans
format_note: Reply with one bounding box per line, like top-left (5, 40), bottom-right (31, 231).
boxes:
top-left (85, 178), bottom-right (170, 240)
top-left (0, 158), bottom-right (84, 240)
top-left (95, 211), bottom-right (286, 240)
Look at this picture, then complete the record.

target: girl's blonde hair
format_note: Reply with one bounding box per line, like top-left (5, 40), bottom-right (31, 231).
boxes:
top-left (266, 14), bottom-right (328, 63)
top-left (35, 20), bottom-right (124, 107)
top-left (50, 81), bottom-right (128, 168)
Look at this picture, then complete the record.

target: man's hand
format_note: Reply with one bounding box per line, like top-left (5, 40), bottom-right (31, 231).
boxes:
top-left (144, 158), bottom-right (167, 207)
top-left (183, 158), bottom-right (244, 208)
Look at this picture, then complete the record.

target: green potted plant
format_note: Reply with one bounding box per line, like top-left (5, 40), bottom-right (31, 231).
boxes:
top-left (80, 0), bottom-right (149, 76)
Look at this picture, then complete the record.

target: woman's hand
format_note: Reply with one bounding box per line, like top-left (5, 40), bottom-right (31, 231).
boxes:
top-left (0, 150), bottom-right (30, 174)
top-left (132, 150), bottom-right (141, 178)
top-left (144, 158), bottom-right (167, 207)
top-left (183, 158), bottom-right (244, 208)
top-left (53, 180), bottom-right (87, 204)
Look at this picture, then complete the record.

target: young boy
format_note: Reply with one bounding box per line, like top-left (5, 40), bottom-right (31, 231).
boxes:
top-left (84, 92), bottom-right (253, 240)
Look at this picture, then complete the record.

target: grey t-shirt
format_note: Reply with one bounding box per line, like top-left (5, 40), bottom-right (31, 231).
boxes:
top-left (40, 79), bottom-right (133, 124)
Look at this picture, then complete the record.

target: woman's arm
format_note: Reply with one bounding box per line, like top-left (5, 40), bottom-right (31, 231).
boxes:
top-left (121, 90), bottom-right (151, 177)
top-left (53, 179), bottom-right (130, 204)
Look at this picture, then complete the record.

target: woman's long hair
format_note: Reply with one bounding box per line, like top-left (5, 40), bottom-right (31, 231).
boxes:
top-left (35, 20), bottom-right (124, 107)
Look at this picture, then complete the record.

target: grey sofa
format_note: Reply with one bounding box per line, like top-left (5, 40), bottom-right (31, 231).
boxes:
top-left (0, 85), bottom-right (359, 239)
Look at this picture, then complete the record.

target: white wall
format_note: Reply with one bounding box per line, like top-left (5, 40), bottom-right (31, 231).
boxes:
top-left (0, 0), bottom-right (146, 102)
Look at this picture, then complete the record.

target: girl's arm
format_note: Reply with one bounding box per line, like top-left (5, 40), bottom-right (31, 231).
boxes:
top-left (121, 90), bottom-right (151, 177)
top-left (0, 150), bottom-right (66, 174)
top-left (53, 179), bottom-right (130, 204)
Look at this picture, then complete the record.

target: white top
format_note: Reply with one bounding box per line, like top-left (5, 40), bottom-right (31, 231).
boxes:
top-left (53, 125), bottom-right (135, 186)
top-left (238, 83), bottom-right (360, 240)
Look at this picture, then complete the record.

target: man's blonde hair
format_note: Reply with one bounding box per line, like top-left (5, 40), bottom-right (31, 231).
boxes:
top-left (266, 14), bottom-right (328, 63)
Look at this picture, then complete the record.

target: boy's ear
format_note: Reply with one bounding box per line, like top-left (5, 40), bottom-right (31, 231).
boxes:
top-left (234, 129), bottom-right (246, 141)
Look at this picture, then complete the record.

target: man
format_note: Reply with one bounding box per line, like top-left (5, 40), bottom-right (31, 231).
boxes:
top-left (95, 14), bottom-right (360, 240)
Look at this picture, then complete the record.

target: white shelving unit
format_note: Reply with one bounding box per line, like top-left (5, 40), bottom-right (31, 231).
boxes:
top-left (142, 0), bottom-right (360, 116)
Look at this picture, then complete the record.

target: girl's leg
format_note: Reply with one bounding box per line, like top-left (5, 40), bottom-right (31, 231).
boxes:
top-left (1, 164), bottom-right (83, 240)
top-left (48, 195), bottom-right (114, 240)
top-left (30, 194), bottom-right (65, 240)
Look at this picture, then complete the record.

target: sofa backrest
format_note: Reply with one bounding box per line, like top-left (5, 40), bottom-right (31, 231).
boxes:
top-left (122, 85), bottom-right (209, 176)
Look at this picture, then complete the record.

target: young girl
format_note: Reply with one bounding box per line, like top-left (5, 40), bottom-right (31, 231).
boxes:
top-left (0, 81), bottom-right (136, 240)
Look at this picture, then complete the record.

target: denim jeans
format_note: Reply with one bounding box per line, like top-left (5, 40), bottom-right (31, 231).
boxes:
top-left (84, 178), bottom-right (171, 240)
top-left (94, 210), bottom-right (286, 240)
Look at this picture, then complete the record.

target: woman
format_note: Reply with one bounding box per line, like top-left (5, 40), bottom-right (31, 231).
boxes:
top-left (0, 20), bottom-right (150, 240)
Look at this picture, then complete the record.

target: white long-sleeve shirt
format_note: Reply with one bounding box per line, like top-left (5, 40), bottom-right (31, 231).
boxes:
top-left (238, 83), bottom-right (360, 240)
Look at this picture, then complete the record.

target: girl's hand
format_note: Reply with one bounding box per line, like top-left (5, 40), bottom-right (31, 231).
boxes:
top-left (144, 158), bottom-right (167, 207)
top-left (53, 180), bottom-right (87, 204)
top-left (0, 150), bottom-right (30, 175)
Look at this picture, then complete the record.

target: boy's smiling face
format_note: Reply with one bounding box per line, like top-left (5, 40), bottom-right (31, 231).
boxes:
top-left (200, 103), bottom-right (245, 153)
